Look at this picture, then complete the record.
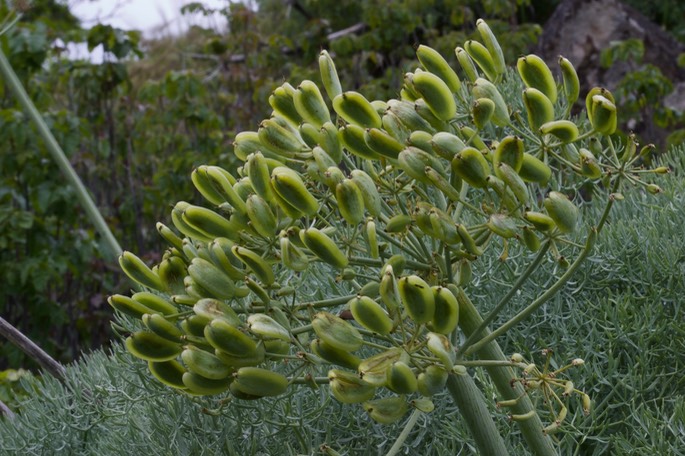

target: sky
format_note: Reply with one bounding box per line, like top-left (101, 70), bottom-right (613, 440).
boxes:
top-left (70, 0), bottom-right (229, 37)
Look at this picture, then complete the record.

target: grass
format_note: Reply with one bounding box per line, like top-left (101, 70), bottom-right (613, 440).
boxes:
top-left (0, 147), bottom-right (684, 455)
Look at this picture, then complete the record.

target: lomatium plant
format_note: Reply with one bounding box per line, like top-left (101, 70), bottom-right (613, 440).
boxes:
top-left (109, 19), bottom-right (664, 455)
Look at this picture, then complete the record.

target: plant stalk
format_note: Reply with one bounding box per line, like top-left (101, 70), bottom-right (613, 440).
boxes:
top-left (455, 288), bottom-right (558, 456)
top-left (0, 49), bottom-right (122, 259)
top-left (0, 317), bottom-right (66, 381)
top-left (445, 366), bottom-right (510, 456)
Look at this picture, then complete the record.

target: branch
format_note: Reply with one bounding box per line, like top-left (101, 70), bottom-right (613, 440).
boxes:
top-left (0, 317), bottom-right (66, 381)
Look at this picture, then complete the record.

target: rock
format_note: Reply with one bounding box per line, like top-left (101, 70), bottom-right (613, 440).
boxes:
top-left (535, 0), bottom-right (685, 145)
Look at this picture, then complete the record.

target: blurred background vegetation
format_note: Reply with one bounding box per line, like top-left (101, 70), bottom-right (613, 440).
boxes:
top-left (0, 0), bottom-right (682, 374)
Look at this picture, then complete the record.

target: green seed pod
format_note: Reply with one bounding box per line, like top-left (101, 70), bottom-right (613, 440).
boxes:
top-left (231, 245), bottom-right (275, 286)
top-left (246, 194), bottom-right (277, 238)
top-left (109, 294), bottom-right (156, 320)
top-left (452, 146), bottom-right (491, 188)
top-left (524, 211), bottom-right (557, 232)
top-left (339, 124), bottom-right (380, 160)
top-left (271, 166), bottom-right (319, 216)
top-left (293, 80), bottom-right (330, 128)
top-left (379, 265), bottom-right (401, 316)
top-left (476, 19), bottom-right (505, 76)
top-left (158, 256), bottom-right (187, 295)
top-left (579, 148), bottom-right (603, 179)
top-left (522, 87), bottom-right (555, 131)
top-left (156, 222), bottom-right (185, 252)
top-left (125, 331), bottom-right (182, 362)
top-left (336, 178), bottom-right (366, 225)
top-left (457, 224), bottom-right (484, 256)
top-left (302, 227), bottom-right (348, 269)
top-left (148, 359), bottom-right (187, 389)
top-left (193, 298), bottom-right (240, 326)
top-left (247, 314), bottom-right (290, 342)
top-left (417, 365), bottom-right (448, 396)
top-left (320, 121), bottom-right (343, 162)
top-left (311, 338), bottom-right (361, 370)
top-left (363, 396), bottom-right (409, 424)
top-left (187, 257), bottom-right (236, 300)
top-left (364, 127), bottom-right (404, 159)
top-left (298, 122), bottom-right (321, 149)
top-left (319, 50), bottom-right (342, 101)
top-left (358, 347), bottom-right (404, 386)
top-left (521, 226), bottom-right (541, 252)
top-left (182, 371), bottom-right (233, 396)
top-left (398, 275), bottom-right (435, 324)
top-left (539, 120), bottom-right (579, 143)
top-left (258, 117), bottom-right (308, 157)
top-left (416, 44), bottom-right (461, 93)
top-left (279, 235), bottom-right (309, 272)
top-left (131, 291), bottom-right (177, 316)
top-left (208, 238), bottom-right (246, 281)
top-left (585, 87), bottom-right (615, 121)
top-left (493, 135), bottom-right (524, 173)
top-left (204, 319), bottom-right (259, 358)
top-left (472, 78), bottom-right (509, 126)
top-left (590, 95), bottom-right (617, 135)
top-left (472, 97), bottom-right (496, 130)
top-left (464, 40), bottom-right (498, 82)
top-left (459, 126), bottom-right (488, 151)
top-left (387, 98), bottom-right (435, 133)
top-left (518, 153), bottom-right (552, 184)
top-left (408, 71), bottom-right (457, 121)
top-left (350, 295), bottom-right (394, 335)
top-left (233, 130), bottom-right (280, 162)
top-left (456, 259), bottom-right (472, 287)
top-left (182, 345), bottom-right (233, 380)
top-left (430, 286), bottom-right (459, 335)
top-left (426, 166), bottom-right (462, 203)
top-left (214, 343), bottom-right (266, 368)
top-left (455, 46), bottom-right (479, 82)
top-left (544, 191), bottom-right (578, 233)
top-left (350, 169), bottom-right (382, 217)
top-left (245, 152), bottom-right (276, 201)
top-left (385, 214), bottom-right (412, 234)
top-left (268, 82), bottom-right (302, 126)
top-left (386, 361), bottom-right (418, 394)
top-left (431, 132), bottom-right (466, 160)
top-left (398, 146), bottom-right (446, 185)
top-left (487, 213), bottom-right (518, 239)
top-left (382, 111), bottom-right (412, 144)
top-left (333, 91), bottom-right (382, 128)
top-left (426, 332), bottom-right (455, 371)
top-left (119, 251), bottom-right (164, 291)
top-left (328, 369), bottom-right (376, 404)
top-left (312, 311), bottom-right (363, 352)
top-left (558, 56), bottom-right (580, 106)
top-left (191, 165), bottom-right (227, 206)
top-left (205, 166), bottom-right (248, 215)
top-left (496, 162), bottom-right (529, 206)
top-left (517, 54), bottom-right (558, 103)
top-left (233, 367), bottom-right (288, 397)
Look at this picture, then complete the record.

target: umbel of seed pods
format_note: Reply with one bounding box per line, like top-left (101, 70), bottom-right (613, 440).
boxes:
top-left (110, 18), bottom-right (663, 426)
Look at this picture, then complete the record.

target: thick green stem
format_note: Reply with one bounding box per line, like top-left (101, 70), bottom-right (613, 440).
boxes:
top-left (456, 288), bottom-right (558, 456)
top-left (446, 366), bottom-right (510, 456)
top-left (0, 49), bottom-right (122, 259)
